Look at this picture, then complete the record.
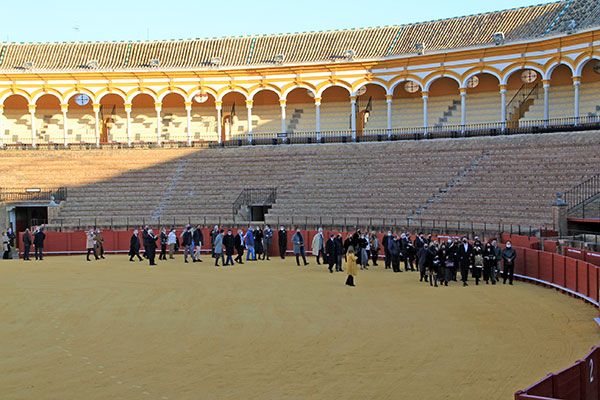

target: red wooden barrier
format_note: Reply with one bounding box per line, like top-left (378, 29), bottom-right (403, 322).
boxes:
top-left (539, 252), bottom-right (554, 283)
top-left (566, 247), bottom-right (586, 261)
top-left (525, 250), bottom-right (540, 280)
top-left (577, 261), bottom-right (590, 299)
top-left (586, 252), bottom-right (600, 268)
top-left (552, 254), bottom-right (566, 288)
top-left (565, 258), bottom-right (579, 293)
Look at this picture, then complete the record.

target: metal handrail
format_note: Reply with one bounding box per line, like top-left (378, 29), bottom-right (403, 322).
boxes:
top-left (564, 173), bottom-right (600, 217)
top-left (232, 188), bottom-right (277, 218)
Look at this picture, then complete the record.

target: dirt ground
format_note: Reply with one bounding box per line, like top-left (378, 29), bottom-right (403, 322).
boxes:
top-left (0, 255), bottom-right (598, 400)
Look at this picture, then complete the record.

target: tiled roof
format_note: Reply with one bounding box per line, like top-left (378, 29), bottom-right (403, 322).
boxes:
top-left (0, 0), bottom-right (597, 72)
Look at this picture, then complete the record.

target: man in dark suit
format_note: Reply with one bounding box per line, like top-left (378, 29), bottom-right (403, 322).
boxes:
top-left (144, 229), bottom-right (158, 266)
top-left (33, 227), bottom-right (46, 260)
top-left (22, 228), bottom-right (32, 261)
top-left (278, 226), bottom-right (287, 259)
top-left (457, 236), bottom-right (473, 286)
top-left (325, 234), bottom-right (337, 273)
top-left (129, 229), bottom-right (143, 262)
top-left (223, 229), bottom-right (236, 266)
top-left (382, 231), bottom-right (392, 269)
top-left (234, 229), bottom-right (245, 264)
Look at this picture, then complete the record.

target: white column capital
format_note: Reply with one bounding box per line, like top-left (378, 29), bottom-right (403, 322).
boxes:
top-left (279, 99), bottom-right (287, 107)
top-left (245, 99), bottom-right (253, 109)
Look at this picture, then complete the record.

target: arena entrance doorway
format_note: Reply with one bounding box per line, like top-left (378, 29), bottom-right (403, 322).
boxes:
top-left (14, 206), bottom-right (48, 233)
top-left (250, 205), bottom-right (271, 222)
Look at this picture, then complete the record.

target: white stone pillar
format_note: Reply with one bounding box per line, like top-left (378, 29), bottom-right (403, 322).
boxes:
top-left (28, 104), bottom-right (37, 147)
top-left (386, 94), bottom-right (393, 137)
top-left (185, 101), bottom-right (193, 146)
top-left (573, 77), bottom-right (581, 125)
top-left (125, 103), bottom-right (132, 147)
top-left (246, 99), bottom-right (253, 144)
top-left (500, 85), bottom-right (507, 132)
top-left (93, 103), bottom-right (100, 147)
top-left (216, 101), bottom-right (223, 143)
top-left (543, 80), bottom-right (550, 126)
top-left (280, 99), bottom-right (287, 136)
top-left (0, 105), bottom-right (4, 148)
top-left (350, 95), bottom-right (357, 141)
top-left (315, 97), bottom-right (321, 138)
top-left (155, 102), bottom-right (162, 145)
top-left (61, 103), bottom-right (69, 147)
top-left (422, 91), bottom-right (429, 137)
top-left (460, 88), bottom-right (467, 132)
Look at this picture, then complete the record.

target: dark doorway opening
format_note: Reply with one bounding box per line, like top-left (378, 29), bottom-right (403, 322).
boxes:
top-left (15, 207), bottom-right (48, 235)
top-left (250, 205), bottom-right (272, 222)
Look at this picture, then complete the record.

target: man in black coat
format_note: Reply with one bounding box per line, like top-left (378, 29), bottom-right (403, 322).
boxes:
top-left (33, 227), bottom-right (46, 260)
top-left (223, 229), bottom-right (235, 266)
top-left (129, 229), bottom-right (143, 262)
top-left (234, 229), bottom-right (245, 264)
top-left (142, 226), bottom-right (149, 259)
top-left (22, 228), bottom-right (32, 261)
top-left (144, 229), bottom-right (158, 266)
top-left (457, 237), bottom-right (473, 286)
top-left (382, 231), bottom-right (393, 269)
top-left (325, 234), bottom-right (337, 273)
top-left (278, 226), bottom-right (287, 259)
top-left (192, 226), bottom-right (204, 262)
top-left (389, 235), bottom-right (403, 273)
top-left (181, 226), bottom-right (193, 263)
top-left (334, 234), bottom-right (344, 272)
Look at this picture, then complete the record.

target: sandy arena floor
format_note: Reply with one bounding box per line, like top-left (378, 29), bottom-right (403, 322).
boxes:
top-left (0, 255), bottom-right (598, 400)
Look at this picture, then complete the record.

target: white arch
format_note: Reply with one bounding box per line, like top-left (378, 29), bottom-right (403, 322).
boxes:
top-left (127, 90), bottom-right (158, 104)
top-left (158, 89), bottom-right (187, 102)
top-left (249, 86), bottom-right (282, 100)
top-left (186, 88), bottom-right (218, 103)
top-left (316, 82), bottom-right (352, 98)
top-left (575, 56), bottom-right (600, 77)
top-left (31, 91), bottom-right (63, 105)
top-left (544, 61), bottom-right (575, 80)
top-left (282, 84), bottom-right (317, 99)
top-left (352, 81), bottom-right (388, 97)
top-left (500, 65), bottom-right (545, 85)
top-left (95, 91), bottom-right (127, 104)
top-left (217, 89), bottom-right (249, 102)
top-left (461, 70), bottom-right (501, 88)
top-left (0, 91), bottom-right (31, 104)
top-left (388, 78), bottom-right (423, 95)
top-left (424, 74), bottom-right (462, 92)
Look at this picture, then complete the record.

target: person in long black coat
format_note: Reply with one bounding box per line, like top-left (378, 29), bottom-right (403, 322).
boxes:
top-left (33, 227), bottom-right (46, 260)
top-left (334, 234), bottom-right (344, 272)
top-left (417, 245), bottom-right (431, 282)
top-left (254, 228), bottom-right (264, 257)
top-left (129, 230), bottom-right (143, 262)
top-left (382, 231), bottom-right (393, 269)
top-left (145, 229), bottom-right (158, 266)
top-left (22, 228), bottom-right (32, 261)
top-left (223, 230), bottom-right (236, 266)
top-left (389, 235), bottom-right (403, 273)
top-left (457, 237), bottom-right (473, 286)
top-left (278, 226), bottom-right (287, 259)
top-left (234, 229), bottom-right (245, 264)
top-left (325, 234), bottom-right (338, 273)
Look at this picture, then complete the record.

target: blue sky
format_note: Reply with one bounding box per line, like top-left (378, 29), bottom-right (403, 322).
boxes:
top-left (2, 0), bottom-right (548, 42)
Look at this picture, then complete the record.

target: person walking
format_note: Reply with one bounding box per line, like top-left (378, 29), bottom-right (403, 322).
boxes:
top-left (159, 228), bottom-right (168, 260)
top-left (325, 233), bottom-right (338, 273)
top-left (312, 228), bottom-right (325, 265)
top-left (335, 233), bottom-right (344, 272)
top-left (382, 230), bottom-right (392, 269)
top-left (235, 228), bottom-right (245, 264)
top-left (389, 234), bottom-right (403, 273)
top-left (181, 225), bottom-right (193, 263)
top-left (210, 225), bottom-right (219, 258)
top-left (129, 229), bottom-right (143, 262)
top-left (214, 229), bottom-right (225, 267)
top-left (345, 246), bottom-right (358, 287)
top-left (502, 241), bottom-right (517, 285)
top-left (223, 229), bottom-right (235, 266)
top-left (492, 239), bottom-right (502, 283)
top-left (145, 229), bottom-right (158, 266)
top-left (86, 228), bottom-right (98, 261)
top-left (418, 243), bottom-right (431, 282)
top-left (262, 225), bottom-right (273, 260)
top-left (458, 237), bottom-right (473, 287)
top-left (22, 228), bottom-right (32, 261)
top-left (94, 229), bottom-right (105, 259)
top-left (192, 225), bottom-right (204, 262)
top-left (2, 232), bottom-right (9, 260)
top-left (292, 228), bottom-right (309, 266)
top-left (370, 232), bottom-right (379, 266)
top-left (244, 226), bottom-right (256, 261)
top-left (278, 226), bottom-right (287, 259)
top-left (167, 227), bottom-right (177, 259)
top-left (33, 227), bottom-right (46, 261)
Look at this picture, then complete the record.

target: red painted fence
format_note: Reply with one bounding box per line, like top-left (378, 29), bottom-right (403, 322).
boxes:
top-left (515, 346), bottom-right (599, 400)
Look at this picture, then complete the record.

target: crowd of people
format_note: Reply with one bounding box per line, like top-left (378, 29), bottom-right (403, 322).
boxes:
top-left (6, 223), bottom-right (519, 288)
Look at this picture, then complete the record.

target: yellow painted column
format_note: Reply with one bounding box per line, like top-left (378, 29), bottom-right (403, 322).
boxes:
top-left (93, 103), bottom-right (101, 147)
top-left (215, 100), bottom-right (223, 143)
top-left (28, 103), bottom-right (37, 147)
top-left (124, 103), bottom-right (132, 146)
top-left (185, 101), bottom-right (193, 146)
top-left (246, 99), bottom-right (253, 143)
top-left (61, 103), bottom-right (69, 147)
top-left (0, 104), bottom-right (4, 147)
top-left (155, 102), bottom-right (163, 145)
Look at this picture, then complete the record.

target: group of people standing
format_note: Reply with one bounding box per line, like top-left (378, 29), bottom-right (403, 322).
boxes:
top-left (2, 227), bottom-right (16, 259)
top-left (85, 228), bottom-right (106, 261)
top-left (380, 231), bottom-right (517, 287)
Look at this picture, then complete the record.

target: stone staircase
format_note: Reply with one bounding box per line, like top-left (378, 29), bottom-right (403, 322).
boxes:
top-left (287, 109), bottom-right (304, 133)
top-left (435, 99), bottom-right (461, 127)
top-left (410, 150), bottom-right (491, 218)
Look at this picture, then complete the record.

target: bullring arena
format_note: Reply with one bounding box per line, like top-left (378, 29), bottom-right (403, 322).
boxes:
top-left (1, 1), bottom-right (600, 399)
